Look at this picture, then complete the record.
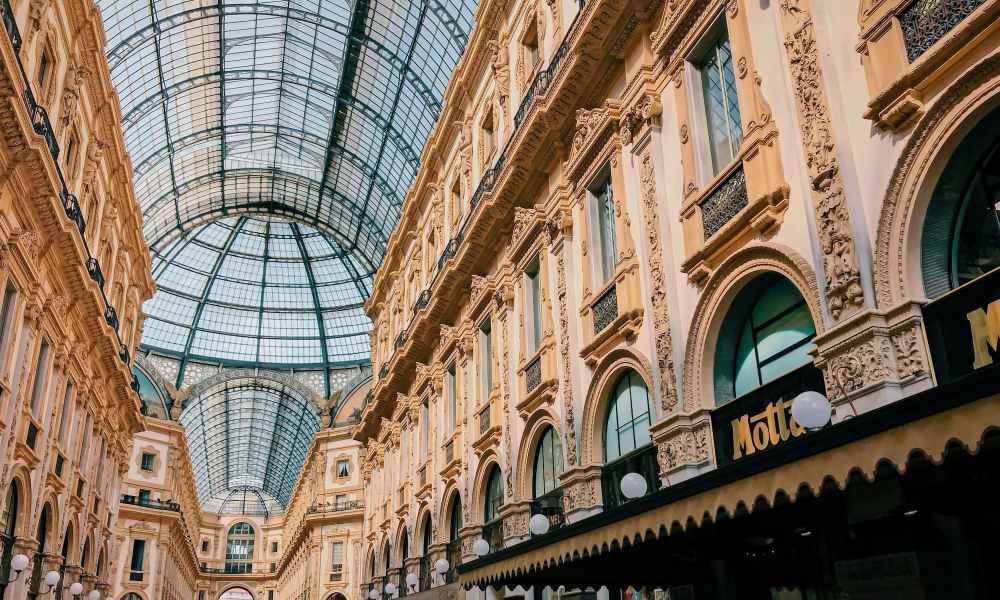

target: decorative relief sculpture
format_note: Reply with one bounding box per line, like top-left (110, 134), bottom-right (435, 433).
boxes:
top-left (780, 0), bottom-right (864, 321)
top-left (552, 240), bottom-right (579, 466)
top-left (655, 423), bottom-right (710, 473)
top-left (638, 152), bottom-right (679, 413)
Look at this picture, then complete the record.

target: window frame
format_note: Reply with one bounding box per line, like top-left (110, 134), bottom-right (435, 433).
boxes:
top-left (602, 370), bottom-right (654, 463)
top-left (532, 426), bottom-right (564, 498)
top-left (690, 19), bottom-right (743, 179)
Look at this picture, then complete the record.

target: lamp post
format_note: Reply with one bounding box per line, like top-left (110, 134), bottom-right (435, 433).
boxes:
top-left (39, 570), bottom-right (61, 596)
top-left (434, 558), bottom-right (449, 585)
top-left (7, 554), bottom-right (29, 583)
top-left (405, 572), bottom-right (419, 594)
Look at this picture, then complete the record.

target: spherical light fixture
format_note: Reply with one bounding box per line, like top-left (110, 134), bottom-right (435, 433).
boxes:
top-left (70, 582), bottom-right (84, 596)
top-left (472, 538), bottom-right (490, 557)
top-left (528, 514), bottom-right (550, 536)
top-left (88, 590), bottom-right (101, 600)
top-left (369, 589), bottom-right (379, 600)
top-left (10, 553), bottom-right (29, 573)
top-left (44, 570), bottom-right (60, 587)
top-left (434, 558), bottom-right (449, 575)
top-left (791, 390), bottom-right (831, 430)
top-left (385, 582), bottom-right (397, 596)
top-left (620, 472), bottom-right (648, 500)
top-left (405, 572), bottom-right (419, 591)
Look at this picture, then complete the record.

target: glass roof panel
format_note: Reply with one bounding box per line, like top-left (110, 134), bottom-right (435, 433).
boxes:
top-left (98, 0), bottom-right (479, 372)
top-left (179, 377), bottom-right (321, 511)
top-left (142, 216), bottom-right (372, 368)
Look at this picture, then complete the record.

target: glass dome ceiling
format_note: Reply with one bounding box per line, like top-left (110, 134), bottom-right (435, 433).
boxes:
top-left (179, 377), bottom-right (321, 511)
top-left (142, 216), bottom-right (372, 367)
top-left (96, 0), bottom-right (480, 371)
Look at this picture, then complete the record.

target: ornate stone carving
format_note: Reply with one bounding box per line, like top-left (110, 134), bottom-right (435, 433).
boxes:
top-left (470, 275), bottom-right (488, 304)
top-left (14, 230), bottom-right (41, 261)
top-left (60, 66), bottom-right (88, 128)
top-left (488, 35), bottom-right (510, 114)
top-left (656, 423), bottom-right (710, 473)
top-left (780, 0), bottom-right (864, 321)
top-left (553, 247), bottom-right (578, 465)
top-left (638, 152), bottom-right (679, 413)
top-left (511, 206), bottom-right (538, 247)
top-left (500, 307), bottom-right (514, 497)
top-left (619, 95), bottom-right (662, 146)
top-left (822, 338), bottom-right (895, 399)
top-left (890, 323), bottom-right (927, 380)
top-left (561, 476), bottom-right (599, 513)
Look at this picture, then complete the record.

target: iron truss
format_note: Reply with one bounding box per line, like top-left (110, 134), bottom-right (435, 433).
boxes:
top-left (96, 0), bottom-right (479, 365)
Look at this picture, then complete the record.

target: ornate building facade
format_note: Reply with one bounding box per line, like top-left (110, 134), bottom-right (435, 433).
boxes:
top-left (357, 0), bottom-right (1000, 598)
top-left (0, 0), bottom-right (155, 599)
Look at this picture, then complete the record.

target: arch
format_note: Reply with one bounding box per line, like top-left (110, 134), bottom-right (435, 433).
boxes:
top-left (121, 592), bottom-right (146, 600)
top-left (1, 474), bottom-right (25, 539)
top-left (96, 546), bottom-right (107, 577)
top-left (532, 425), bottom-right (565, 498)
top-left (416, 509), bottom-right (433, 556)
top-left (581, 348), bottom-right (655, 467)
top-left (875, 53), bottom-right (1000, 307)
top-left (36, 502), bottom-right (54, 553)
top-left (482, 465), bottom-right (503, 524)
top-left (470, 454), bottom-right (503, 524)
top-left (218, 586), bottom-right (255, 600)
top-left (681, 243), bottom-right (823, 413)
top-left (445, 492), bottom-right (463, 542)
top-left (60, 521), bottom-right (76, 565)
top-left (392, 520), bottom-right (410, 568)
top-left (382, 537), bottom-right (392, 575)
top-left (79, 535), bottom-right (93, 573)
top-left (514, 409), bottom-right (562, 500)
top-left (365, 546), bottom-right (377, 581)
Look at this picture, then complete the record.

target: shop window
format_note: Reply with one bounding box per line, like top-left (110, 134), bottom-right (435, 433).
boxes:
top-left (140, 452), bottom-right (156, 471)
top-left (603, 370), bottom-right (653, 462)
top-left (591, 172), bottom-right (618, 283)
top-left (533, 426), bottom-right (564, 497)
top-left (225, 522), bottom-right (255, 574)
top-left (921, 108), bottom-right (1000, 298)
top-left (694, 23), bottom-right (742, 177)
top-left (336, 458), bottom-right (349, 478)
top-left (713, 275), bottom-right (817, 405)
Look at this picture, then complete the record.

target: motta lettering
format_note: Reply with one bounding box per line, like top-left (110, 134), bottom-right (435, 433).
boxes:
top-left (967, 299), bottom-right (1000, 369)
top-left (731, 398), bottom-right (806, 460)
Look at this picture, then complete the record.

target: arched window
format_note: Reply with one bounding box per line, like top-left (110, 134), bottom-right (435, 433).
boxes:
top-left (921, 108), bottom-right (1000, 297)
top-left (225, 522), bottom-right (255, 574)
top-left (121, 593), bottom-right (143, 600)
top-left (603, 370), bottom-right (653, 462)
top-left (80, 539), bottom-right (91, 573)
top-left (448, 495), bottom-right (462, 542)
top-left (2, 480), bottom-right (18, 539)
top-left (420, 516), bottom-right (432, 556)
top-left (714, 275), bottom-right (817, 405)
top-left (37, 504), bottom-right (51, 552)
top-left (383, 543), bottom-right (391, 576)
top-left (483, 467), bottom-right (503, 523)
top-left (533, 426), bottom-right (564, 497)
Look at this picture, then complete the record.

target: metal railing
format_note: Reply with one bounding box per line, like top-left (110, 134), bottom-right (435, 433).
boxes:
top-left (900, 0), bottom-right (986, 62)
top-left (419, 556), bottom-right (431, 592)
top-left (481, 519), bottom-right (503, 552)
top-left (530, 488), bottom-right (566, 532)
top-left (306, 500), bottom-right (364, 514)
top-left (0, 0), bottom-right (139, 390)
top-left (120, 494), bottom-right (181, 512)
top-left (700, 164), bottom-right (748, 240)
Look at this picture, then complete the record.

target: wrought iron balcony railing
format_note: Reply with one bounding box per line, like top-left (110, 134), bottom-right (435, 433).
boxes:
top-left (120, 494), bottom-right (181, 512)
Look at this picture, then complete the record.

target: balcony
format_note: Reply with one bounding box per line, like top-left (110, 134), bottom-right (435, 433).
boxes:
top-left (120, 494), bottom-right (181, 512)
top-left (600, 445), bottom-right (660, 510)
top-left (306, 500), bottom-right (364, 514)
top-left (700, 164), bottom-right (748, 241)
top-left (591, 284), bottom-right (619, 334)
top-left (900, 0), bottom-right (987, 62)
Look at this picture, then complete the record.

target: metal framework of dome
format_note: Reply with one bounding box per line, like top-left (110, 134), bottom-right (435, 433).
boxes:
top-left (96, 0), bottom-right (480, 369)
top-left (178, 377), bottom-right (321, 511)
top-left (142, 216), bottom-right (372, 375)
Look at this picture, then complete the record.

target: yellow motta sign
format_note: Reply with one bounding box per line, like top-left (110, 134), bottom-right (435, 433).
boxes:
top-left (730, 397), bottom-right (807, 460)
top-left (967, 299), bottom-right (1000, 369)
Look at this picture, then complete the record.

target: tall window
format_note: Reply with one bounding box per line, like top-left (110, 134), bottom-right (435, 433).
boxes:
top-left (593, 175), bottom-right (618, 283)
top-left (524, 25), bottom-right (540, 72)
top-left (448, 496), bottom-right (462, 542)
top-left (57, 382), bottom-right (75, 444)
top-left (719, 276), bottom-right (816, 401)
top-left (420, 399), bottom-right (429, 455)
top-left (525, 261), bottom-right (542, 353)
top-left (451, 179), bottom-right (462, 226)
top-left (483, 467), bottom-right (503, 523)
top-left (0, 283), bottom-right (17, 369)
top-left (141, 453), bottom-right (156, 472)
top-left (29, 339), bottom-right (50, 414)
top-left (2, 480), bottom-right (18, 539)
top-left (78, 413), bottom-right (92, 463)
top-left (697, 25), bottom-right (743, 175)
top-left (331, 542), bottom-right (344, 581)
top-left (479, 320), bottom-right (492, 398)
top-left (446, 366), bottom-right (457, 434)
top-left (336, 459), bottom-right (349, 478)
top-left (37, 51), bottom-right (50, 89)
top-left (225, 522), bottom-right (255, 574)
top-left (603, 370), bottom-right (653, 462)
top-left (421, 516), bottom-right (432, 556)
top-left (482, 109), bottom-right (496, 160)
top-left (533, 426), bottom-right (564, 497)
top-left (129, 539), bottom-right (146, 581)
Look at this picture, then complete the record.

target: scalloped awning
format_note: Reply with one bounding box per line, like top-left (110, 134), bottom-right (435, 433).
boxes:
top-left (458, 373), bottom-right (1000, 588)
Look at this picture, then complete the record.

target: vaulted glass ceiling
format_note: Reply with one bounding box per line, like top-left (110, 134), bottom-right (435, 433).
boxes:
top-left (179, 378), bottom-right (321, 511)
top-left (97, 0), bottom-right (480, 367)
top-left (143, 216), bottom-right (372, 369)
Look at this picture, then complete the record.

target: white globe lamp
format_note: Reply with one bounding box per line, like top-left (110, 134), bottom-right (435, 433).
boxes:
top-left (620, 472), bottom-right (648, 500)
top-left (528, 514), bottom-right (550, 536)
top-left (88, 590), bottom-right (101, 600)
top-left (70, 582), bottom-right (84, 596)
top-left (405, 572), bottom-right (419, 591)
top-left (472, 538), bottom-right (490, 557)
top-left (791, 391), bottom-right (831, 430)
top-left (385, 583), bottom-right (397, 596)
top-left (435, 558), bottom-right (449, 575)
top-left (369, 589), bottom-right (379, 600)
top-left (44, 570), bottom-right (60, 587)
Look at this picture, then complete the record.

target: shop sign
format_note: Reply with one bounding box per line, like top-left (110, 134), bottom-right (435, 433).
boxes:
top-left (711, 365), bottom-right (825, 467)
top-left (922, 267), bottom-right (1000, 384)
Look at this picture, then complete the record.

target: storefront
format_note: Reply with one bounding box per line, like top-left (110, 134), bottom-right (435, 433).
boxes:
top-left (457, 268), bottom-right (1000, 598)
